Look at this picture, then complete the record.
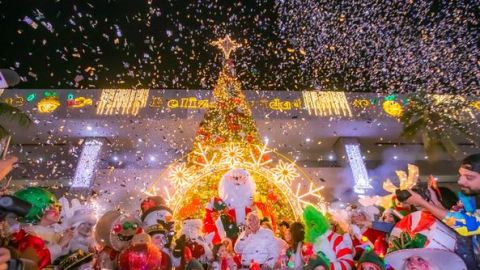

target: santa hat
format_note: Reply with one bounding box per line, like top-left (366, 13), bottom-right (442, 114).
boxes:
top-left (140, 196), bottom-right (172, 221)
top-left (69, 208), bottom-right (97, 228)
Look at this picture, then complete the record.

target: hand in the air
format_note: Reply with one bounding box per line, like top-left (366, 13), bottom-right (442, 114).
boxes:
top-left (59, 229), bottom-right (74, 247)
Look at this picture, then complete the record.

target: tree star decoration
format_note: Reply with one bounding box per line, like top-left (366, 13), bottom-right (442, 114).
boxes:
top-left (211, 35), bottom-right (241, 60)
top-left (272, 160), bottom-right (300, 185)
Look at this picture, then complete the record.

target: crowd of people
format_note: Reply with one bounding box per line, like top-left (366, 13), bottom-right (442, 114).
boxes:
top-left (0, 153), bottom-right (478, 270)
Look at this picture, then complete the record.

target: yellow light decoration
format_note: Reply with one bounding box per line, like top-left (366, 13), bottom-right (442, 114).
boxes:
top-left (382, 100), bottom-right (403, 117)
top-left (469, 101), bottom-right (480, 111)
top-left (211, 35), bottom-right (241, 60)
top-left (68, 97), bottom-right (93, 108)
top-left (38, 96), bottom-right (61, 113)
top-left (430, 94), bottom-right (475, 119)
top-left (168, 163), bottom-right (192, 189)
top-left (272, 160), bottom-right (300, 185)
top-left (148, 35), bottom-right (325, 224)
top-left (220, 144), bottom-right (243, 166)
top-left (302, 91), bottom-right (352, 117)
top-left (352, 98), bottom-right (371, 109)
top-left (96, 89), bottom-right (149, 116)
top-left (3, 95), bottom-right (25, 107)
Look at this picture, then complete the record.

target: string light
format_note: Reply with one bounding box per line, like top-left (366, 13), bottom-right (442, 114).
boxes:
top-left (71, 139), bottom-right (104, 188)
top-left (96, 89), bottom-right (149, 116)
top-left (345, 144), bottom-right (372, 194)
top-left (302, 91), bottom-right (352, 117)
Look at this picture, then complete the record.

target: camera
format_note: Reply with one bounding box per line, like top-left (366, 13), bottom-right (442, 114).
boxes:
top-left (395, 183), bottom-right (432, 203)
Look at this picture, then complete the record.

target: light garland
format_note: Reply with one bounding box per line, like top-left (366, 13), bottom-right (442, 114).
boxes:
top-left (71, 139), bottom-right (104, 188)
top-left (96, 89), bottom-right (149, 116)
top-left (345, 144), bottom-right (372, 194)
top-left (302, 91), bottom-right (352, 117)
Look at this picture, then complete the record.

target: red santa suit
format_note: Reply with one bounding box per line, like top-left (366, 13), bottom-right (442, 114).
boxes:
top-left (351, 226), bottom-right (386, 258)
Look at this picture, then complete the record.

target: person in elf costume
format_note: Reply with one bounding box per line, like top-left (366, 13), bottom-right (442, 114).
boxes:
top-left (94, 210), bottom-right (142, 269)
top-left (10, 187), bottom-right (73, 269)
top-left (140, 196), bottom-right (176, 268)
top-left (303, 205), bottom-right (354, 270)
top-left (173, 218), bottom-right (213, 270)
top-left (204, 169), bottom-right (255, 245)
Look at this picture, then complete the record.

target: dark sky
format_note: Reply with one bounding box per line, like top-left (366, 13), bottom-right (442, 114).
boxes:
top-left (1, 0), bottom-right (478, 93)
top-left (0, 0), bottom-right (306, 90)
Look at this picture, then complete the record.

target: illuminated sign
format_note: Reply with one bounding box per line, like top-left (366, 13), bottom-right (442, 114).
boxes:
top-left (38, 96), bottom-right (61, 113)
top-left (3, 95), bottom-right (25, 107)
top-left (96, 89), bottom-right (149, 116)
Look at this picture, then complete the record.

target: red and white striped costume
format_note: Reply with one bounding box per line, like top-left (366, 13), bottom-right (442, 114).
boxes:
top-left (312, 230), bottom-right (354, 270)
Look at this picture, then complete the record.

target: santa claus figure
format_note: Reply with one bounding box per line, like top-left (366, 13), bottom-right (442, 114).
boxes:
top-left (173, 219), bottom-right (213, 269)
top-left (204, 168), bottom-right (255, 244)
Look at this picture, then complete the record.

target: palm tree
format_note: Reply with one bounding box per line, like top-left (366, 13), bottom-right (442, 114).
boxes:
top-left (400, 92), bottom-right (479, 159)
top-left (0, 101), bottom-right (32, 138)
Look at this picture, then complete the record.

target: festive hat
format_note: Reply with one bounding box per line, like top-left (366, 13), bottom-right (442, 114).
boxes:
top-left (117, 243), bottom-right (164, 270)
top-left (185, 259), bottom-right (204, 270)
top-left (302, 205), bottom-right (330, 243)
top-left (53, 249), bottom-right (93, 270)
top-left (140, 196), bottom-right (172, 221)
top-left (14, 187), bottom-right (58, 224)
top-left (385, 248), bottom-right (466, 270)
top-left (303, 251), bottom-right (330, 270)
top-left (357, 250), bottom-right (385, 270)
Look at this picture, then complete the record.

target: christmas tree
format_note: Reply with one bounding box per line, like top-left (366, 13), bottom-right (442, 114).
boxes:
top-left (188, 36), bottom-right (262, 165)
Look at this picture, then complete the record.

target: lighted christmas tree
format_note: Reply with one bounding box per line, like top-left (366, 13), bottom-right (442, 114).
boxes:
top-left (188, 36), bottom-right (262, 165)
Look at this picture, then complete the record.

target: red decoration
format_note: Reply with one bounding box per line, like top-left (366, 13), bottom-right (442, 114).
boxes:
top-left (183, 247), bottom-right (193, 263)
top-left (117, 244), bottom-right (164, 270)
top-left (113, 224), bottom-right (122, 234)
top-left (249, 261), bottom-right (261, 270)
top-left (10, 230), bottom-right (51, 269)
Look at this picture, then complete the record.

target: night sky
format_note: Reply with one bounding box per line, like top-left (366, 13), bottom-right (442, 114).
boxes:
top-left (0, 0), bottom-right (478, 93)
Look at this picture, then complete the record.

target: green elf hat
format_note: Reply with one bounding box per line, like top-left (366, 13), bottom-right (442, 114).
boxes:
top-left (358, 250), bottom-right (386, 270)
top-left (14, 187), bottom-right (59, 224)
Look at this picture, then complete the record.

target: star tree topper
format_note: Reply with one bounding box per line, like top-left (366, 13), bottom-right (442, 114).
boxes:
top-left (212, 35), bottom-right (241, 60)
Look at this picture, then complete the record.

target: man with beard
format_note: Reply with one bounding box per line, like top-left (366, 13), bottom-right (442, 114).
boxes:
top-left (405, 153), bottom-right (480, 269)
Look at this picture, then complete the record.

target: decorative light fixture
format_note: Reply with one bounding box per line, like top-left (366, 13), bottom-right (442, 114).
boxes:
top-left (221, 144), bottom-right (243, 166)
top-left (302, 91), bottom-right (352, 117)
top-left (345, 144), bottom-right (372, 194)
top-left (71, 139), bottom-right (104, 188)
top-left (168, 163), bottom-right (192, 189)
top-left (96, 89), bottom-right (149, 116)
top-left (382, 94), bottom-right (403, 118)
top-left (37, 96), bottom-right (61, 113)
top-left (272, 160), bottom-right (300, 185)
